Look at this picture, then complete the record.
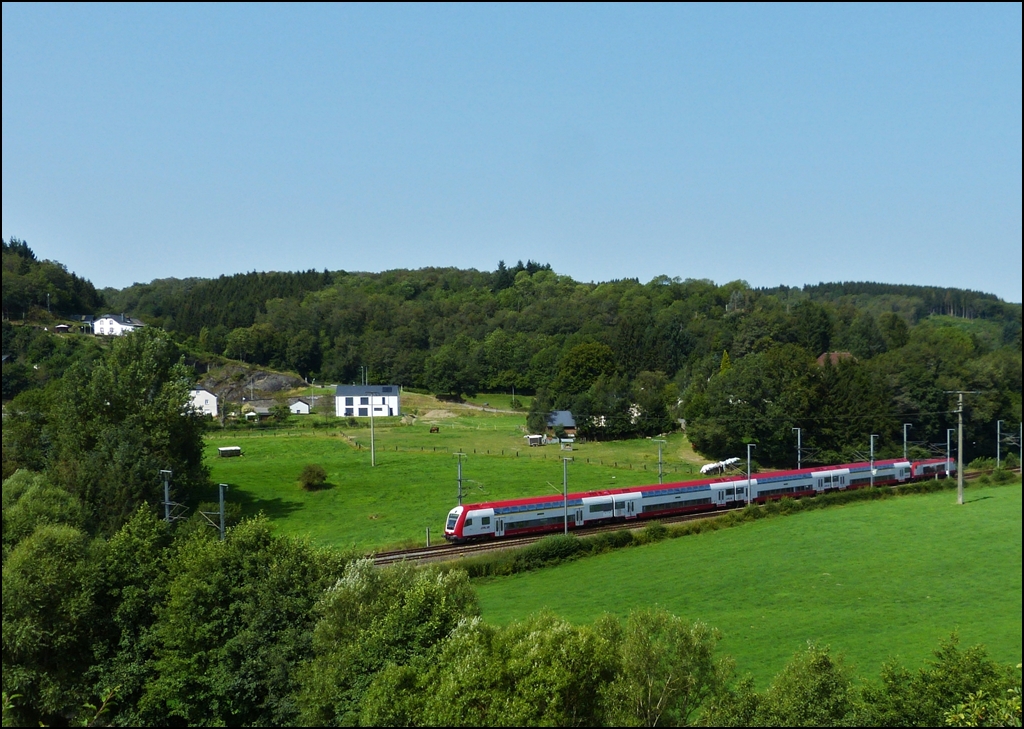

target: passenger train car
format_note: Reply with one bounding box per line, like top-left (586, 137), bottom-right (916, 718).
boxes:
top-left (443, 457), bottom-right (954, 542)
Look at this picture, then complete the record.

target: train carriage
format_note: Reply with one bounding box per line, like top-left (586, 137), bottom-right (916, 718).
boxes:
top-left (443, 456), bottom-right (953, 542)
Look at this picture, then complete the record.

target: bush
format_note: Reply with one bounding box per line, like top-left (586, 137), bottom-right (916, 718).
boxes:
top-left (990, 468), bottom-right (1015, 484)
top-left (967, 457), bottom-right (997, 472)
top-left (299, 464), bottom-right (328, 491)
top-left (634, 521), bottom-right (669, 545)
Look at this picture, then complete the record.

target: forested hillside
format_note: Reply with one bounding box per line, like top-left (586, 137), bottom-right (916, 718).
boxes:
top-left (103, 261), bottom-right (1021, 464)
top-left (2, 237), bottom-right (103, 318)
top-left (4, 238), bottom-right (1021, 464)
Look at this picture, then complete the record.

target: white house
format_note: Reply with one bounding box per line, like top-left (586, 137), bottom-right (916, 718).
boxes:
top-left (335, 385), bottom-right (400, 418)
top-left (289, 399), bottom-right (311, 415)
top-left (93, 314), bottom-right (145, 336)
top-left (189, 388), bottom-right (218, 417)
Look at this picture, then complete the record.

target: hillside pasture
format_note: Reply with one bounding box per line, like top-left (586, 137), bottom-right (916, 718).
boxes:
top-left (474, 482), bottom-right (1023, 685)
top-left (203, 414), bottom-right (706, 549)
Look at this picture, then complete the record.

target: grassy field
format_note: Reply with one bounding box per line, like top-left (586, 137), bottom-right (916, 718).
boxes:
top-left (203, 402), bottom-right (707, 549)
top-left (474, 482), bottom-right (1023, 685)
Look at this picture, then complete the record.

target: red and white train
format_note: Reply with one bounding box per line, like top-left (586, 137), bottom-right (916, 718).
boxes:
top-left (443, 457), bottom-right (954, 542)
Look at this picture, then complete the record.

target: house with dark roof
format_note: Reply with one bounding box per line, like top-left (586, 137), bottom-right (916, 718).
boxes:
top-left (546, 410), bottom-right (577, 437)
top-left (334, 385), bottom-right (400, 418)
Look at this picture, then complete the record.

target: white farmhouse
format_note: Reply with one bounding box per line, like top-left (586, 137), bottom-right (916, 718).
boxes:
top-left (335, 385), bottom-right (400, 418)
top-left (289, 399), bottom-right (311, 415)
top-left (93, 314), bottom-right (145, 336)
top-left (189, 388), bottom-right (218, 417)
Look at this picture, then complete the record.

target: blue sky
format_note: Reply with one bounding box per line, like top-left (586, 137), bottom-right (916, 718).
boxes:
top-left (3, 4), bottom-right (1021, 301)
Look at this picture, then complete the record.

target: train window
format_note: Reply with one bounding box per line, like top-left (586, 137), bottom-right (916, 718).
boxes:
top-left (725, 488), bottom-right (734, 496)
top-left (465, 518), bottom-right (473, 526)
top-left (482, 517), bottom-right (491, 525)
top-left (589, 503), bottom-right (613, 513)
top-left (446, 514), bottom-right (458, 529)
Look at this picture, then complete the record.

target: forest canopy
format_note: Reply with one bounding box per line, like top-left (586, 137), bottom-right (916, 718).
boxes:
top-left (4, 239), bottom-right (1022, 465)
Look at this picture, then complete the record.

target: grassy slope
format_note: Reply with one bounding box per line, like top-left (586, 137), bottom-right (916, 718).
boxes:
top-left (474, 483), bottom-right (1023, 684)
top-left (204, 406), bottom-right (707, 549)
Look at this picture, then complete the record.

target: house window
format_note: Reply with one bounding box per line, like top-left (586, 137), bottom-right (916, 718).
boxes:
top-left (345, 408), bottom-right (354, 416)
top-left (358, 408), bottom-right (368, 416)
top-left (345, 397), bottom-right (353, 406)
top-left (360, 396), bottom-right (369, 405)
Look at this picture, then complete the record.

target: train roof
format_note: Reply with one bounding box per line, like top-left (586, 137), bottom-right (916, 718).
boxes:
top-left (453, 457), bottom-right (924, 512)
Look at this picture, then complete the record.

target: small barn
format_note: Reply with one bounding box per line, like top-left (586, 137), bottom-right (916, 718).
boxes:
top-left (546, 410), bottom-right (577, 438)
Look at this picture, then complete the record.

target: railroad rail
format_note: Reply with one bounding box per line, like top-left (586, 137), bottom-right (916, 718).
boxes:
top-left (370, 468), bottom-right (1019, 566)
top-left (372, 505), bottom-right (747, 566)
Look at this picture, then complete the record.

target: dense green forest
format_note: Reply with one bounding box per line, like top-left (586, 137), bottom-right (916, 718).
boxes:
top-left (2, 237), bottom-right (103, 319)
top-left (4, 237), bottom-right (1023, 465)
top-left (100, 251), bottom-right (1021, 465)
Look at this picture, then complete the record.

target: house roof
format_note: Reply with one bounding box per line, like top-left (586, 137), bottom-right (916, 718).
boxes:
top-left (97, 314), bottom-right (145, 327)
top-left (335, 385), bottom-right (399, 396)
top-left (546, 410), bottom-right (576, 428)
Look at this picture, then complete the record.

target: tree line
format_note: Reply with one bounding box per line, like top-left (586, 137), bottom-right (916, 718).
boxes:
top-left (2, 237), bottom-right (103, 319)
top-left (98, 259), bottom-right (1022, 463)
top-left (4, 238), bottom-right (1022, 464)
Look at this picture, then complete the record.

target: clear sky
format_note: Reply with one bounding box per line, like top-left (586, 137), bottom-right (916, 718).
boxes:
top-left (3, 4), bottom-right (1021, 301)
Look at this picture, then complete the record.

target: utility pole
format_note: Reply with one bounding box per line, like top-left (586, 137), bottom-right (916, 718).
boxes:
top-left (903, 423), bottom-right (912, 461)
top-left (997, 420), bottom-right (1003, 469)
top-left (945, 391), bottom-right (980, 505)
top-left (792, 427), bottom-right (802, 470)
top-left (370, 396), bottom-right (376, 467)
top-left (870, 435), bottom-right (878, 489)
top-left (653, 439), bottom-right (666, 484)
top-left (957, 394), bottom-right (964, 504)
top-left (746, 443), bottom-right (756, 506)
top-left (218, 483), bottom-right (228, 541)
top-left (455, 453), bottom-right (466, 506)
top-left (160, 469), bottom-right (173, 523)
top-left (562, 457), bottom-right (572, 534)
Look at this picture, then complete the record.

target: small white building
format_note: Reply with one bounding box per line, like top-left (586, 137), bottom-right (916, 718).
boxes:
top-left (289, 399), bottom-right (311, 415)
top-left (335, 385), bottom-right (400, 418)
top-left (93, 314), bottom-right (145, 336)
top-left (189, 388), bottom-right (218, 417)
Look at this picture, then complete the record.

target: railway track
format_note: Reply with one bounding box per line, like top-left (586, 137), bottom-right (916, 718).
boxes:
top-left (371, 469), bottom-right (1019, 566)
top-left (371, 505), bottom-right (747, 566)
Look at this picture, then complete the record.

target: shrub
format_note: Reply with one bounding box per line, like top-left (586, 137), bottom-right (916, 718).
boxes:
top-left (990, 468), bottom-right (1014, 484)
top-left (299, 464), bottom-right (328, 491)
top-left (967, 457), bottom-right (997, 472)
top-left (634, 521), bottom-right (668, 545)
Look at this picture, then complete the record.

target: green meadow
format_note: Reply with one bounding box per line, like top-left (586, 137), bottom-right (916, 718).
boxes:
top-left (203, 401), bottom-right (706, 550)
top-left (474, 482), bottom-right (1023, 685)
